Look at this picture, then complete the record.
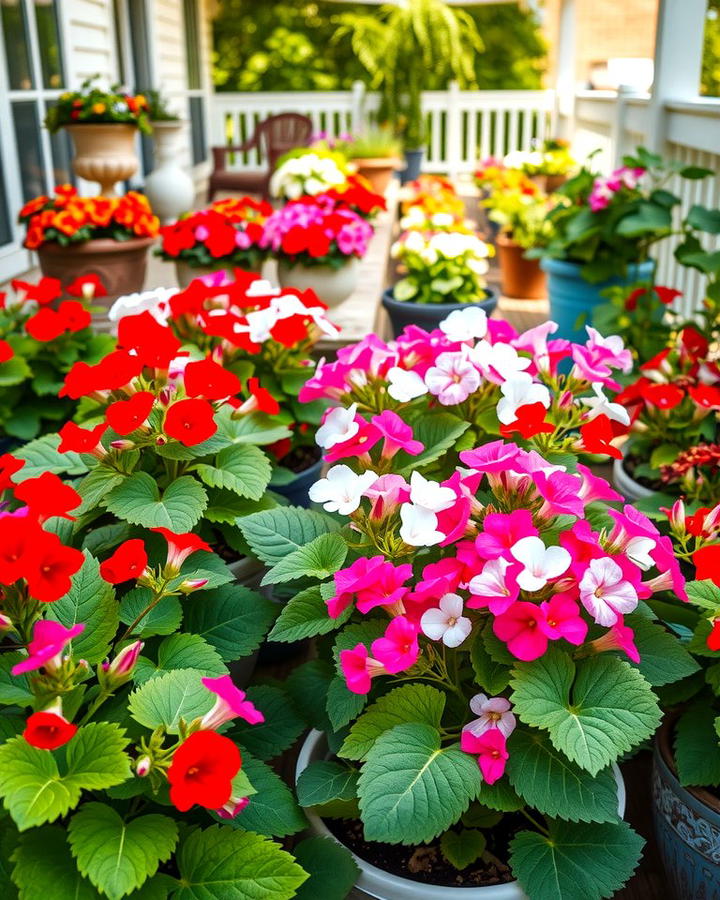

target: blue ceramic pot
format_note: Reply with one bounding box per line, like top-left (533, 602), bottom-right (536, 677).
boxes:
top-left (541, 257), bottom-right (655, 343)
top-left (400, 149), bottom-right (424, 185)
top-left (272, 457), bottom-right (323, 509)
top-left (382, 286), bottom-right (498, 339)
top-left (653, 723), bottom-right (720, 897)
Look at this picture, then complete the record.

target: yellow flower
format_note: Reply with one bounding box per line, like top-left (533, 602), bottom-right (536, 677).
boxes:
top-left (91, 103), bottom-right (106, 115)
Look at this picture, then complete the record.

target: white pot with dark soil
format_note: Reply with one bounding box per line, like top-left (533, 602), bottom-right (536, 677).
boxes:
top-left (612, 451), bottom-right (654, 502)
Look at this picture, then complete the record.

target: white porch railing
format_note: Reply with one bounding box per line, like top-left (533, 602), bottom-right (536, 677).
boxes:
top-left (210, 84), bottom-right (557, 177)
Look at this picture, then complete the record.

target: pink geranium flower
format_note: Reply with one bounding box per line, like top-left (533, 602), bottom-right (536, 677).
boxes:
top-left (459, 440), bottom-right (522, 473)
top-left (534, 470), bottom-right (586, 518)
top-left (579, 557), bottom-right (639, 626)
top-left (371, 616), bottom-right (420, 674)
top-left (576, 463), bottom-right (623, 504)
top-left (425, 351), bottom-right (481, 405)
top-left (12, 620), bottom-right (85, 675)
top-left (372, 410), bottom-right (424, 458)
top-left (340, 644), bottom-right (387, 694)
top-left (464, 693), bottom-right (516, 739)
top-left (323, 418), bottom-right (381, 462)
top-left (538, 594), bottom-right (588, 646)
top-left (200, 675), bottom-right (265, 728)
top-left (467, 558), bottom-right (521, 615)
top-left (365, 474), bottom-right (410, 520)
top-left (460, 728), bottom-right (509, 784)
top-left (589, 619), bottom-right (641, 663)
top-left (474, 510), bottom-right (539, 561)
top-left (493, 601), bottom-right (549, 661)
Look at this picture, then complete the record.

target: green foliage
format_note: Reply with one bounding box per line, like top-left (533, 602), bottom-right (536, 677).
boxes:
top-left (269, 584), bottom-right (349, 642)
top-left (440, 828), bottom-right (486, 870)
top-left (624, 615), bottom-right (700, 686)
top-left (296, 760), bottom-right (359, 808)
top-left (232, 754), bottom-right (307, 837)
top-left (292, 837), bottom-right (360, 900)
top-left (228, 684), bottom-right (305, 761)
top-left (240, 506), bottom-right (339, 565)
top-left (357, 723), bottom-right (481, 844)
top-left (510, 820), bottom-right (644, 900)
top-left (128, 669), bottom-right (213, 734)
top-left (674, 700), bottom-right (720, 787)
top-left (182, 583), bottom-right (276, 661)
top-left (133, 634), bottom-right (227, 684)
top-left (194, 444), bottom-right (272, 501)
top-left (262, 533), bottom-right (348, 585)
top-left (105, 473), bottom-right (208, 532)
top-left (12, 826), bottom-right (100, 900)
top-left (119, 589), bottom-right (182, 638)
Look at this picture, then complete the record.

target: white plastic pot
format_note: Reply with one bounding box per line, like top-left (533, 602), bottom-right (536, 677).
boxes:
top-left (277, 257), bottom-right (360, 307)
top-left (612, 455), bottom-right (653, 502)
top-left (296, 729), bottom-right (626, 900)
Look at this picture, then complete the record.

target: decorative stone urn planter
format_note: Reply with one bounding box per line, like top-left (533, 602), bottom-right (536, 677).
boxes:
top-left (277, 258), bottom-right (360, 307)
top-left (144, 121), bottom-right (196, 224)
top-left (296, 729), bottom-right (627, 900)
top-left (496, 234), bottom-right (546, 300)
top-left (382, 286), bottom-right (498, 339)
top-left (37, 236), bottom-right (155, 309)
top-left (65, 123), bottom-right (139, 196)
top-left (351, 157), bottom-right (402, 196)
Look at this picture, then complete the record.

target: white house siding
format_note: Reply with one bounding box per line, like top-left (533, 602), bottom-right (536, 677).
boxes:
top-left (61, 0), bottom-right (116, 86)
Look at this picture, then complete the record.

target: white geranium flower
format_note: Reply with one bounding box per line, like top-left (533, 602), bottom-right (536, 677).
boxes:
top-left (421, 593), bottom-right (472, 647)
top-left (510, 536), bottom-right (571, 592)
top-left (439, 307), bottom-right (488, 343)
top-left (496, 374), bottom-right (551, 425)
top-left (108, 287), bottom-right (179, 324)
top-left (387, 367), bottom-right (428, 402)
top-left (308, 466), bottom-right (378, 515)
top-left (409, 471), bottom-right (455, 513)
top-left (399, 504), bottom-right (444, 547)
top-left (579, 557), bottom-right (639, 626)
top-left (316, 404), bottom-right (359, 449)
top-left (581, 382), bottom-right (631, 426)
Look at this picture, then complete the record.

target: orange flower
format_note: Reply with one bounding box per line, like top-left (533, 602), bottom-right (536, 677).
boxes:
top-left (51, 210), bottom-right (83, 237)
top-left (38, 210), bottom-right (56, 228)
top-left (19, 196), bottom-right (49, 218)
top-left (24, 225), bottom-right (45, 250)
top-left (91, 103), bottom-right (106, 115)
top-left (87, 197), bottom-right (116, 227)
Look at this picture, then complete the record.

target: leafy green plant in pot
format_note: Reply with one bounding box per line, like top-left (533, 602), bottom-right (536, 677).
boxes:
top-left (529, 146), bottom-right (713, 341)
top-left (346, 128), bottom-right (403, 196)
top-left (0, 456), bottom-right (360, 899)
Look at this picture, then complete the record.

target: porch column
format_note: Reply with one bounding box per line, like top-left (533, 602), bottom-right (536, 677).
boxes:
top-left (554, 0), bottom-right (576, 140)
top-left (645, 0), bottom-right (707, 151)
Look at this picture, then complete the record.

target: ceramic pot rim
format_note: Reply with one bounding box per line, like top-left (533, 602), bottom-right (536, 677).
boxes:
top-left (382, 285), bottom-right (498, 313)
top-left (37, 236), bottom-right (156, 256)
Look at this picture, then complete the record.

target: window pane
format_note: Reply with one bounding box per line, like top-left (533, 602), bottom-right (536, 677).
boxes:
top-left (189, 96), bottom-right (206, 165)
top-left (128, 0), bottom-right (152, 90)
top-left (183, 0), bottom-right (201, 90)
top-left (1, 0), bottom-right (34, 90)
top-left (0, 147), bottom-right (12, 246)
top-left (12, 101), bottom-right (45, 201)
top-left (48, 125), bottom-right (73, 186)
top-left (33, 0), bottom-right (64, 89)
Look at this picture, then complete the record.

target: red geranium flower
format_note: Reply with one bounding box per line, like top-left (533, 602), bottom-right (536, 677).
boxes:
top-left (640, 349), bottom-right (671, 373)
top-left (60, 351), bottom-right (143, 399)
top-left (99, 539), bottom-right (148, 584)
top-left (0, 453), bottom-right (24, 491)
top-left (25, 532), bottom-right (85, 602)
top-left (270, 315), bottom-right (310, 348)
top-left (689, 384), bottom-right (720, 411)
top-left (0, 517), bottom-right (36, 585)
top-left (205, 220), bottom-right (238, 258)
top-left (708, 618), bottom-right (720, 652)
top-left (0, 340), bottom-right (13, 363)
top-left (168, 730), bottom-right (241, 812)
top-left (579, 414), bottom-right (622, 459)
top-left (117, 311), bottom-right (181, 370)
top-left (499, 403), bottom-right (555, 440)
top-left (160, 220), bottom-right (197, 257)
top-left (306, 225), bottom-right (332, 258)
top-left (247, 377), bottom-right (280, 415)
top-left (164, 398), bottom-right (217, 446)
top-left (694, 545), bottom-right (720, 587)
top-left (25, 308), bottom-right (67, 342)
top-left (686, 508), bottom-right (712, 537)
top-left (106, 391), bottom-right (155, 435)
top-left (656, 286), bottom-right (682, 305)
top-left (14, 472), bottom-right (82, 522)
top-left (281, 226), bottom-right (308, 256)
top-left (23, 710), bottom-right (77, 750)
top-left (11, 276), bottom-right (62, 306)
top-left (65, 274), bottom-right (107, 299)
top-left (58, 421), bottom-right (108, 454)
top-left (645, 383), bottom-right (685, 411)
top-left (184, 358), bottom-right (241, 400)
top-left (151, 527), bottom-right (211, 569)
top-left (57, 300), bottom-right (91, 333)
top-left (680, 327), bottom-right (709, 361)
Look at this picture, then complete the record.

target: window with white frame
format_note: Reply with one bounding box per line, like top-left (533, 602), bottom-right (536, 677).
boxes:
top-left (183, 0), bottom-right (206, 167)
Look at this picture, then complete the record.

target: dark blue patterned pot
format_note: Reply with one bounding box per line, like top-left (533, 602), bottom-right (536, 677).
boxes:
top-left (272, 457), bottom-right (323, 509)
top-left (653, 722), bottom-right (720, 899)
top-left (382, 286), bottom-right (498, 339)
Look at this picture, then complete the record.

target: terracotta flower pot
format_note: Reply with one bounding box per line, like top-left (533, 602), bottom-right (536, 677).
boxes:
top-left (37, 237), bottom-right (154, 310)
top-left (65, 123), bottom-right (139, 196)
top-left (350, 157), bottom-right (401, 196)
top-left (529, 173), bottom-right (567, 194)
top-left (496, 234), bottom-right (546, 300)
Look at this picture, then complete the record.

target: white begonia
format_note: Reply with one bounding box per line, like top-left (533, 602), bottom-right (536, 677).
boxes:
top-left (421, 593), bottom-right (473, 648)
top-left (439, 307), bottom-right (488, 343)
top-left (469, 341), bottom-right (532, 381)
top-left (308, 465), bottom-right (378, 516)
top-left (581, 382), bottom-right (631, 426)
top-left (386, 367), bottom-right (429, 402)
top-left (399, 504), bottom-right (444, 547)
top-left (509, 536), bottom-right (571, 592)
top-left (579, 557), bottom-right (639, 626)
top-left (409, 471), bottom-right (456, 513)
top-left (108, 287), bottom-right (179, 325)
top-left (316, 404), bottom-right (360, 449)
top-left (496, 373), bottom-right (551, 425)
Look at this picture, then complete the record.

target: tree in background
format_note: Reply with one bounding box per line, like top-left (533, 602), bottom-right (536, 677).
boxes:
top-left (702, 0), bottom-right (720, 97)
top-left (212, 1), bottom-right (546, 93)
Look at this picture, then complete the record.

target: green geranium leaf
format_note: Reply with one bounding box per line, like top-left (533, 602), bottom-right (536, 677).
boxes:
top-left (194, 444), bottom-right (272, 501)
top-left (119, 588), bottom-right (182, 638)
top-left (12, 825), bottom-right (101, 900)
top-left (286, 660), bottom-right (334, 732)
top-left (0, 654), bottom-right (33, 707)
top-left (13, 433), bottom-right (87, 480)
top-left (440, 829), bottom-right (486, 870)
top-left (68, 803), bottom-right (178, 900)
top-left (625, 615), bottom-right (700, 686)
top-left (507, 729), bottom-right (619, 823)
top-left (396, 413), bottom-right (470, 475)
top-left (168, 550), bottom-right (234, 591)
top-left (105, 472), bottom-right (207, 532)
top-left (216, 408), bottom-right (292, 446)
top-left (470, 630), bottom-right (511, 695)
top-left (229, 754), bottom-right (307, 837)
top-left (686, 579), bottom-right (720, 611)
top-left (675, 700), bottom-right (720, 787)
top-left (339, 684), bottom-right (446, 761)
top-left (0, 356), bottom-right (31, 386)
top-left (510, 820), bottom-right (644, 900)
top-left (510, 650), bottom-right (661, 775)
top-left (292, 837), bottom-right (359, 900)
top-left (133, 634), bottom-right (227, 685)
top-left (358, 723), bottom-right (481, 844)
top-left (128, 669), bottom-right (213, 734)
top-left (182, 584), bottom-right (276, 661)
top-left (0, 724), bottom-right (131, 830)
top-left (240, 507), bottom-right (339, 566)
top-left (296, 761), bottom-right (359, 808)
top-left (262, 533), bottom-right (348, 586)
top-left (46, 551), bottom-right (119, 665)
top-left (269, 585), bottom-right (349, 642)
top-left (326, 676), bottom-right (366, 731)
top-left (76, 466), bottom-right (125, 516)
top-left (228, 684), bottom-right (305, 761)
top-left (174, 825), bottom-right (308, 900)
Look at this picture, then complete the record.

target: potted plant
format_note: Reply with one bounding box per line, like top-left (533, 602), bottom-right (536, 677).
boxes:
top-left (18, 186), bottom-right (160, 305)
top-left (45, 76), bottom-right (151, 196)
top-left (383, 230), bottom-right (496, 336)
top-left (612, 324), bottom-right (720, 503)
top-left (505, 139), bottom-right (577, 193)
top-left (0, 275), bottom-right (114, 443)
top-left (142, 89), bottom-right (195, 224)
top-left (244, 310), bottom-right (693, 898)
top-left (482, 177), bottom-right (551, 300)
top-left (0, 456), bottom-right (358, 898)
top-left (530, 147), bottom-right (712, 341)
top-left (269, 149), bottom-right (349, 202)
top-left (649, 504), bottom-right (720, 897)
top-left (474, 159), bottom-right (508, 242)
top-left (157, 197), bottom-right (272, 288)
top-left (261, 198), bottom-right (374, 307)
top-left (345, 128), bottom-right (403, 196)
top-left (315, 173), bottom-right (387, 222)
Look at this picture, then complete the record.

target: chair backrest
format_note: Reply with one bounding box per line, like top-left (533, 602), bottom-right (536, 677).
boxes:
top-left (258, 113), bottom-right (313, 171)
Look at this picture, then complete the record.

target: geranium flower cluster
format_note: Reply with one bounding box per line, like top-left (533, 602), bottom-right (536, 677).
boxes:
top-left (661, 443), bottom-right (720, 505)
top-left (399, 174), bottom-right (466, 222)
top-left (261, 199), bottom-right (373, 267)
top-left (588, 165), bottom-right (645, 212)
top-left (504, 138), bottom-right (576, 178)
top-left (19, 185), bottom-right (159, 250)
top-left (299, 308), bottom-right (632, 458)
top-left (269, 150), bottom-right (348, 200)
top-left (157, 196), bottom-right (271, 269)
top-left (303, 172), bottom-right (387, 221)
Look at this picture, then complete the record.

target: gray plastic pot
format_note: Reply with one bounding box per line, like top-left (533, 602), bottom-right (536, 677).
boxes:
top-left (382, 287), bottom-right (498, 339)
top-left (296, 729), bottom-right (626, 900)
top-left (612, 455), bottom-right (653, 502)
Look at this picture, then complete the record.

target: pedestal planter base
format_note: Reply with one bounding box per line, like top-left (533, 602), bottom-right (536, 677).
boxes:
top-left (38, 237), bottom-right (154, 310)
top-left (278, 259), bottom-right (360, 307)
top-left (496, 235), bottom-right (546, 300)
top-left (65, 123), bottom-right (139, 196)
top-left (382, 287), bottom-right (498, 339)
top-left (400, 149), bottom-right (424, 185)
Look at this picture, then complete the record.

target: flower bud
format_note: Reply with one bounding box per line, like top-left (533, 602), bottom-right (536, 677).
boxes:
top-left (104, 640), bottom-right (144, 678)
top-left (177, 578), bottom-right (209, 594)
top-left (136, 755), bottom-right (152, 777)
top-left (110, 439), bottom-right (135, 451)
